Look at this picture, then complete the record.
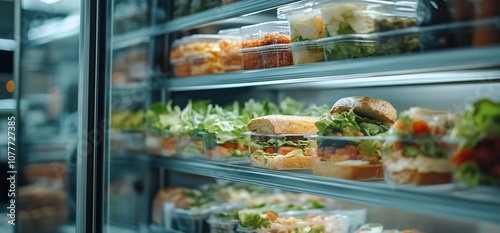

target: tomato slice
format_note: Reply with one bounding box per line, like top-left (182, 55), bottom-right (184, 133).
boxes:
top-left (412, 119), bottom-right (431, 135)
top-left (277, 146), bottom-right (299, 155)
top-left (267, 212), bottom-right (278, 221)
top-left (221, 141), bottom-right (239, 149)
top-left (264, 147), bottom-right (276, 154)
top-left (450, 149), bottom-right (473, 166)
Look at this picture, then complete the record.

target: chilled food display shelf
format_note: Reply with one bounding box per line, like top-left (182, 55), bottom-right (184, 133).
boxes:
top-left (164, 46), bottom-right (500, 91)
top-left (112, 0), bottom-right (295, 49)
top-left (148, 156), bottom-right (500, 225)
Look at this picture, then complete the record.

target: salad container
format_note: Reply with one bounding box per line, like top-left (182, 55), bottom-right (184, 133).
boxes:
top-left (172, 208), bottom-right (213, 233)
top-left (308, 135), bottom-right (384, 180)
top-left (314, 0), bottom-right (418, 37)
top-left (203, 132), bottom-right (250, 163)
top-left (290, 39), bottom-right (325, 64)
top-left (171, 58), bottom-right (191, 78)
top-left (246, 132), bottom-right (314, 170)
top-left (318, 27), bottom-right (421, 61)
top-left (145, 128), bottom-right (163, 155)
top-left (236, 211), bottom-right (349, 233)
top-left (177, 132), bottom-right (206, 159)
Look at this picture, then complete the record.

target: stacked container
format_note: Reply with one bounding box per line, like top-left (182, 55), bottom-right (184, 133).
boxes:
top-left (239, 21), bottom-right (293, 69)
top-left (277, 0), bottom-right (325, 64)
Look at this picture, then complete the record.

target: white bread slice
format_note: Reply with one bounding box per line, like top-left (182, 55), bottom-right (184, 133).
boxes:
top-left (251, 154), bottom-right (313, 170)
top-left (313, 158), bottom-right (384, 180)
top-left (330, 96), bottom-right (397, 125)
top-left (247, 115), bottom-right (319, 134)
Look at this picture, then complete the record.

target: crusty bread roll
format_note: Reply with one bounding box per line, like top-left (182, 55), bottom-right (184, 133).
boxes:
top-left (330, 96), bottom-right (397, 125)
top-left (247, 115), bottom-right (319, 134)
top-left (313, 158), bottom-right (384, 180)
top-left (251, 154), bottom-right (313, 170)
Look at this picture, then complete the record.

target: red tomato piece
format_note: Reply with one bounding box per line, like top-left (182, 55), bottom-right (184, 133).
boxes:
top-left (412, 119), bottom-right (431, 135)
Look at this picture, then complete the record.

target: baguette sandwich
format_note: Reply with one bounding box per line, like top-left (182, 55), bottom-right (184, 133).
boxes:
top-left (313, 96), bottom-right (397, 180)
top-left (246, 115), bottom-right (319, 170)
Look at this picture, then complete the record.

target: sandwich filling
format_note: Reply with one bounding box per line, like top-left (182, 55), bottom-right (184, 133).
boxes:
top-left (251, 135), bottom-right (311, 159)
top-left (314, 110), bottom-right (389, 164)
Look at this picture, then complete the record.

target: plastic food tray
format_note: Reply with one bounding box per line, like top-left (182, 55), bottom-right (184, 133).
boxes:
top-left (307, 135), bottom-right (384, 180)
top-left (290, 40), bottom-right (325, 64)
top-left (179, 131), bottom-right (250, 163)
top-left (236, 211), bottom-right (349, 233)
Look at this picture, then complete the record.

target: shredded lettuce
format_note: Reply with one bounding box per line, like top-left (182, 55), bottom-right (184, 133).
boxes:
top-left (315, 111), bottom-right (361, 136)
top-left (279, 97), bottom-right (304, 115)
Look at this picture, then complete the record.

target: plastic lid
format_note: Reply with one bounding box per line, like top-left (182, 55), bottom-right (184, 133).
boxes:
top-left (277, 0), bottom-right (319, 19)
top-left (240, 21), bottom-right (291, 36)
top-left (218, 27), bottom-right (240, 35)
top-left (180, 34), bottom-right (224, 44)
top-left (290, 39), bottom-right (320, 50)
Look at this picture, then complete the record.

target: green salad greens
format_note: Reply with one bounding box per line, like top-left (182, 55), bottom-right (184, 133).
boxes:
top-left (315, 110), bottom-right (389, 137)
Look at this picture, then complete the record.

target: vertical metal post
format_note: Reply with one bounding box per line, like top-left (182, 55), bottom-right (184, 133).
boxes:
top-left (77, 0), bottom-right (111, 232)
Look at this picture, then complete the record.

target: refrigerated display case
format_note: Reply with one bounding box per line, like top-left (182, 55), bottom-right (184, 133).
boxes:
top-left (79, 0), bottom-right (500, 233)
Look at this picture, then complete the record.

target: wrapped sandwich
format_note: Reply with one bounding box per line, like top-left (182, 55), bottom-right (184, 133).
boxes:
top-left (310, 96), bottom-right (396, 180)
top-left (382, 107), bottom-right (458, 186)
top-left (246, 115), bottom-right (319, 170)
top-left (450, 99), bottom-right (500, 188)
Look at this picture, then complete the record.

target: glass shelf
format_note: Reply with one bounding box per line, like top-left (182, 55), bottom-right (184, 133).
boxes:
top-left (146, 155), bottom-right (500, 225)
top-left (164, 46), bottom-right (500, 92)
top-left (112, 0), bottom-right (294, 49)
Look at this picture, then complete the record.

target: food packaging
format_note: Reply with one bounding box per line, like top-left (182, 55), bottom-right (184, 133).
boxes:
top-left (259, 44), bottom-right (294, 68)
top-left (246, 132), bottom-right (313, 170)
top-left (177, 132), bottom-right (206, 159)
top-left (144, 129), bottom-right (177, 157)
top-left (238, 21), bottom-right (292, 70)
top-left (314, 0), bottom-right (417, 37)
top-left (239, 47), bottom-right (264, 70)
top-left (236, 211), bottom-right (349, 233)
top-left (290, 40), bottom-right (324, 64)
top-left (178, 131), bottom-right (250, 163)
top-left (308, 135), bottom-right (384, 180)
top-left (277, 0), bottom-right (324, 41)
top-left (169, 35), bottom-right (224, 76)
top-left (145, 128), bottom-right (163, 155)
top-left (218, 35), bottom-right (243, 72)
top-left (170, 39), bottom-right (191, 78)
top-left (203, 132), bottom-right (250, 163)
top-left (381, 136), bottom-right (460, 186)
top-left (172, 208), bottom-right (213, 233)
top-left (318, 27), bottom-right (422, 61)
top-left (332, 208), bottom-right (367, 233)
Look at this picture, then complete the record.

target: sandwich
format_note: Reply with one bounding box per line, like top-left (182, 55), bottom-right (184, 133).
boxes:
top-left (450, 99), bottom-right (500, 187)
top-left (246, 115), bottom-right (320, 170)
top-left (313, 96), bottom-right (397, 180)
top-left (382, 107), bottom-right (458, 186)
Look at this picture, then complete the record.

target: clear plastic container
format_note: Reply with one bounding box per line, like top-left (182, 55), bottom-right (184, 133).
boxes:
top-left (277, 0), bottom-right (325, 41)
top-left (145, 129), bottom-right (177, 157)
top-left (218, 35), bottom-right (243, 72)
top-left (290, 39), bottom-right (325, 64)
top-left (259, 44), bottom-right (294, 68)
top-left (381, 136), bottom-right (459, 186)
top-left (145, 128), bottom-right (163, 155)
top-left (314, 0), bottom-right (417, 37)
top-left (240, 21), bottom-right (292, 48)
top-left (171, 58), bottom-right (191, 78)
top-left (178, 131), bottom-right (250, 163)
top-left (172, 208), bottom-right (213, 233)
top-left (246, 132), bottom-right (313, 170)
top-left (318, 27), bottom-right (422, 61)
top-left (239, 47), bottom-right (264, 70)
top-left (236, 211), bottom-right (349, 233)
top-left (332, 209), bottom-right (367, 233)
top-left (307, 135), bottom-right (384, 180)
top-left (203, 132), bottom-right (250, 163)
top-left (173, 34), bottom-right (224, 76)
